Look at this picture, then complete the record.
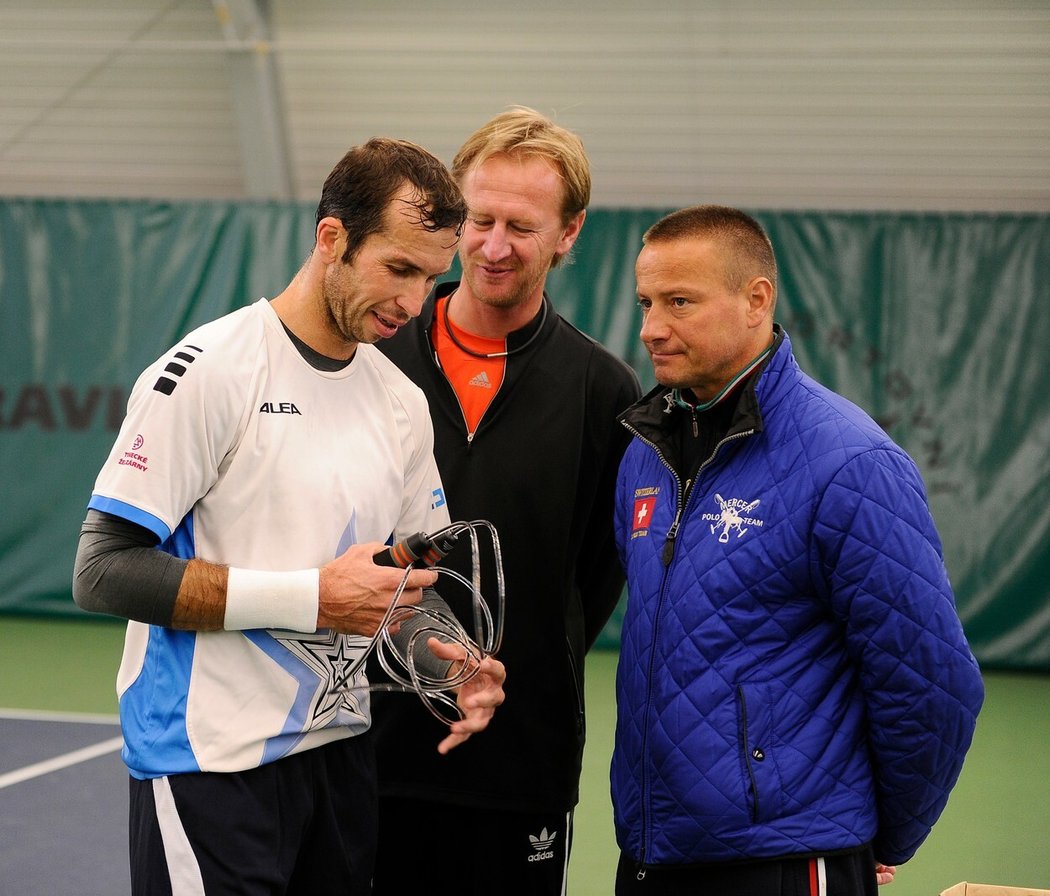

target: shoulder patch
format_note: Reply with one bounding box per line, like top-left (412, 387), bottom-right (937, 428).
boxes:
top-left (152, 344), bottom-right (204, 395)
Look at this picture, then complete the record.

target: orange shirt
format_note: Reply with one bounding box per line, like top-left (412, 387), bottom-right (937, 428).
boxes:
top-left (432, 297), bottom-right (507, 435)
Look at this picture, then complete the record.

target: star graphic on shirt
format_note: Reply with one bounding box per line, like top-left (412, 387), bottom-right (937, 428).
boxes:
top-left (274, 630), bottom-right (369, 727)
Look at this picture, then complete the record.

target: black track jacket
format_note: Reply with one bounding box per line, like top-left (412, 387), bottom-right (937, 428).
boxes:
top-left (372, 282), bottom-right (641, 812)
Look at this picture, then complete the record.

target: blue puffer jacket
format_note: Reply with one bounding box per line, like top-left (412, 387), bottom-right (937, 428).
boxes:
top-left (612, 331), bottom-right (983, 869)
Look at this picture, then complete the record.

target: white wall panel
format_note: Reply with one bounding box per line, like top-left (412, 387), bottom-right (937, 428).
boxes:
top-left (0, 1), bottom-right (243, 198)
top-left (1, 0), bottom-right (1047, 210)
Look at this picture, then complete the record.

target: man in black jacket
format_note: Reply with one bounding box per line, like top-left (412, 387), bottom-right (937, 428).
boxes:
top-left (372, 107), bottom-right (640, 895)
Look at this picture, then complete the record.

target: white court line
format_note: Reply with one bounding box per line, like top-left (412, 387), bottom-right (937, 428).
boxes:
top-left (0, 708), bottom-right (123, 790)
top-left (0, 736), bottom-right (124, 790)
top-left (0, 706), bottom-right (119, 725)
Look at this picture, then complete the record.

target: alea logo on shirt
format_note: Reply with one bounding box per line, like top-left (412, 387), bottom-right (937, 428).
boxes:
top-left (259, 401), bottom-right (302, 415)
top-left (527, 828), bottom-right (557, 862)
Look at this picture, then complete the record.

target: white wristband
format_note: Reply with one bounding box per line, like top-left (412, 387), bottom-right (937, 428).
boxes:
top-left (224, 567), bottom-right (319, 633)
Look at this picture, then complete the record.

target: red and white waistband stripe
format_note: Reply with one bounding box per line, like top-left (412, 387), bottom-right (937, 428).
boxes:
top-left (808, 857), bottom-right (827, 896)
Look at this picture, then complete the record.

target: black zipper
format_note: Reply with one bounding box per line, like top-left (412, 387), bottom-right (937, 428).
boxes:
top-left (429, 331), bottom-right (504, 450)
top-left (737, 685), bottom-right (761, 823)
top-left (565, 637), bottom-right (584, 735)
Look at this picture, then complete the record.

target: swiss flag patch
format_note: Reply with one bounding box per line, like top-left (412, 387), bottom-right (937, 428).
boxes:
top-left (633, 497), bottom-right (655, 532)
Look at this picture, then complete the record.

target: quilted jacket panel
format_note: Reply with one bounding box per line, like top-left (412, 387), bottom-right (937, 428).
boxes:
top-left (612, 333), bottom-right (983, 867)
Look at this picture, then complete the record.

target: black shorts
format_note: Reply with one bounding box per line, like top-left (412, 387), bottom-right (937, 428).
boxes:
top-left (373, 795), bottom-right (574, 896)
top-left (615, 844), bottom-right (879, 896)
top-left (129, 734), bottom-right (376, 896)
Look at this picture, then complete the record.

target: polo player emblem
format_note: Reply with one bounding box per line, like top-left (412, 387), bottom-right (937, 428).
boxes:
top-left (710, 494), bottom-right (762, 543)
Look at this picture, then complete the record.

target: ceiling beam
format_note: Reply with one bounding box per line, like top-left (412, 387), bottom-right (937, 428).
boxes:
top-left (212, 0), bottom-right (294, 199)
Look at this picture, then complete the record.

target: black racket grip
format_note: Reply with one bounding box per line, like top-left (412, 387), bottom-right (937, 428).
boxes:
top-left (373, 530), bottom-right (459, 569)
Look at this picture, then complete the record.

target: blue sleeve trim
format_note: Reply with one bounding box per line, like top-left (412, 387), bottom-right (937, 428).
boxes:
top-left (88, 495), bottom-right (172, 544)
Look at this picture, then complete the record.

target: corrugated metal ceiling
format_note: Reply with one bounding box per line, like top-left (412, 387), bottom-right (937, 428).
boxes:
top-left (1, 0), bottom-right (1048, 210)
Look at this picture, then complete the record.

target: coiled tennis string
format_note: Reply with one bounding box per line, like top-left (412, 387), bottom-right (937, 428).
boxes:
top-left (331, 520), bottom-right (504, 726)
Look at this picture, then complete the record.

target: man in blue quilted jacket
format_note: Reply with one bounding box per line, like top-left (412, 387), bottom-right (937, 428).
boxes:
top-left (611, 205), bottom-right (984, 895)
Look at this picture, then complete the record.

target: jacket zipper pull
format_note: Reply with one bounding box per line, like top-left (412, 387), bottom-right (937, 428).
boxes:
top-left (661, 479), bottom-right (691, 565)
top-left (661, 523), bottom-right (678, 565)
top-left (691, 406), bottom-right (698, 438)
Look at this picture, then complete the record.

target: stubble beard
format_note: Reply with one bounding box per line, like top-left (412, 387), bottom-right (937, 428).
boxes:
top-left (464, 260), bottom-right (542, 313)
top-left (322, 271), bottom-right (371, 347)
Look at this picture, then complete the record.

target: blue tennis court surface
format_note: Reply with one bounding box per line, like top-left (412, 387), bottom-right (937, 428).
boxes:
top-left (1, 711), bottom-right (129, 896)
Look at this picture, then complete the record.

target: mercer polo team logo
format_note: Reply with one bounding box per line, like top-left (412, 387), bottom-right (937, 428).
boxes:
top-left (527, 828), bottom-right (557, 863)
top-left (705, 493), bottom-right (763, 543)
top-left (631, 486), bottom-right (659, 539)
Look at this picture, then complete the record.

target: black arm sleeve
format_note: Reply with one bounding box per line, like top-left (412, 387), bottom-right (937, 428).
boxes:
top-left (72, 509), bottom-right (187, 626)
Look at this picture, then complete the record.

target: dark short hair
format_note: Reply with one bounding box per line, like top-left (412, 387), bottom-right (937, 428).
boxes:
top-left (315, 138), bottom-right (467, 262)
top-left (644, 205), bottom-right (778, 298)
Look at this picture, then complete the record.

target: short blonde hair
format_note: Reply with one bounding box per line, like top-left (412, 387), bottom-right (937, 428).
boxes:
top-left (452, 106), bottom-right (591, 225)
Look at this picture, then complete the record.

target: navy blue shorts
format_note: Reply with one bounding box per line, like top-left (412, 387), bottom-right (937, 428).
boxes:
top-left (129, 733), bottom-right (376, 895)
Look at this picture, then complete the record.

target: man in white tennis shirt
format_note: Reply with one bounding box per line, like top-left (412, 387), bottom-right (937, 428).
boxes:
top-left (73, 137), bottom-right (505, 895)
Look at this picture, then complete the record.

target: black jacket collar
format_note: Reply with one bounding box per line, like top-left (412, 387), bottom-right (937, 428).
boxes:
top-left (620, 325), bottom-right (786, 458)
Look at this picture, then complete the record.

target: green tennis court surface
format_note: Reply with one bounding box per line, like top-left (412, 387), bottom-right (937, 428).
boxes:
top-left (2, 616), bottom-right (1048, 894)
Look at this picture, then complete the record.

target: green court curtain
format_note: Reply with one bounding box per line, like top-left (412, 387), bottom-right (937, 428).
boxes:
top-left (2, 200), bottom-right (1047, 669)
